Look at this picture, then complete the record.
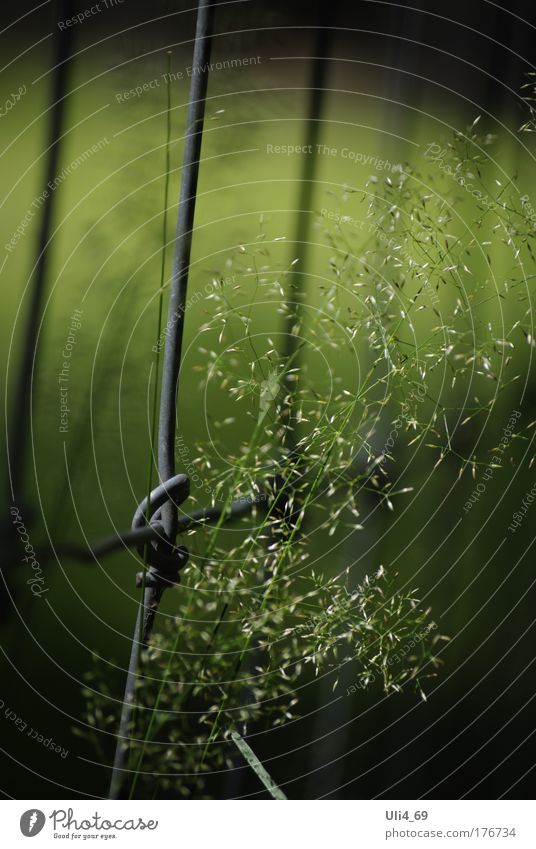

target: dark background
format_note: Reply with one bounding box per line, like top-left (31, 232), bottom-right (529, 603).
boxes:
top-left (1, 0), bottom-right (535, 800)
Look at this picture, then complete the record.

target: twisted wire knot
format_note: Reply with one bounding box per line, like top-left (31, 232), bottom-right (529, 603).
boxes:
top-left (132, 473), bottom-right (190, 587)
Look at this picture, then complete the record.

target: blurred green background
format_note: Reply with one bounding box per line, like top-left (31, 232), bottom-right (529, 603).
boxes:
top-left (1, 0), bottom-right (536, 800)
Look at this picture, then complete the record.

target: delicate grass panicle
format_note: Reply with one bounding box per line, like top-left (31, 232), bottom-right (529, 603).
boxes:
top-left (81, 115), bottom-right (536, 797)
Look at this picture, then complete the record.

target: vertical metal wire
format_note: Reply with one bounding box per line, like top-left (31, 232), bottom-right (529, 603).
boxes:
top-left (1, 0), bottom-right (73, 626)
top-left (7, 0), bottom-right (73, 505)
top-left (108, 0), bottom-right (216, 799)
top-left (108, 609), bottom-right (141, 800)
top-left (158, 0), bottom-right (216, 543)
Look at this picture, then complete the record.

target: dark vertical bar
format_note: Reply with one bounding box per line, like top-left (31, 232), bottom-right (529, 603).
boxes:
top-left (109, 0), bottom-right (216, 799)
top-left (108, 609), bottom-right (141, 799)
top-left (282, 5), bottom-right (332, 380)
top-left (1, 0), bottom-right (73, 626)
top-left (158, 0), bottom-right (216, 543)
top-left (6, 0), bottom-right (73, 505)
top-left (278, 3), bottom-right (334, 477)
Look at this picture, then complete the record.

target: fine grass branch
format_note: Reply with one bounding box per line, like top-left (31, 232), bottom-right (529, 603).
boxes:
top-left (230, 730), bottom-right (287, 800)
top-left (78, 114), bottom-right (536, 798)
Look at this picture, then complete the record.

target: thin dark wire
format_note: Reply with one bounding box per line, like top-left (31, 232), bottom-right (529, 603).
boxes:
top-left (1, 0), bottom-right (73, 626)
top-left (108, 609), bottom-right (141, 800)
top-left (7, 0), bottom-right (73, 505)
top-left (158, 0), bottom-right (216, 543)
top-left (108, 0), bottom-right (216, 799)
top-left (54, 493), bottom-right (262, 563)
top-left (139, 0), bottom-right (216, 649)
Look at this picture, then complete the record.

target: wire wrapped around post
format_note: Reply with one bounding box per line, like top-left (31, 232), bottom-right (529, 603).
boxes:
top-left (108, 0), bottom-right (216, 799)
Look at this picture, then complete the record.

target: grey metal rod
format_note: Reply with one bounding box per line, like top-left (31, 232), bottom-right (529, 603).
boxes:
top-left (108, 607), bottom-right (141, 800)
top-left (108, 0), bottom-right (216, 799)
top-left (158, 0), bottom-right (216, 544)
top-left (51, 493), bottom-right (262, 564)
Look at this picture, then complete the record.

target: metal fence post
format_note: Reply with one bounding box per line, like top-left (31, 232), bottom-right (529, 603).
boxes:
top-left (108, 0), bottom-right (216, 799)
